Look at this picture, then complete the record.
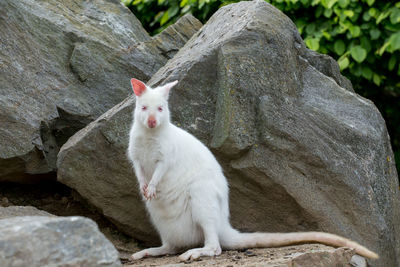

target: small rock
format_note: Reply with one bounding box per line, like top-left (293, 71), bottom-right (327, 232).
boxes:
top-left (234, 255), bottom-right (241, 260)
top-left (0, 216), bottom-right (121, 267)
top-left (350, 255), bottom-right (367, 267)
top-left (244, 250), bottom-right (256, 257)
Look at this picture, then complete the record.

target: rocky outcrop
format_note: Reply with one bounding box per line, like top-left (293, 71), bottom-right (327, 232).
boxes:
top-left (0, 0), bottom-right (201, 182)
top-left (57, 0), bottom-right (399, 266)
top-left (0, 216), bottom-right (121, 266)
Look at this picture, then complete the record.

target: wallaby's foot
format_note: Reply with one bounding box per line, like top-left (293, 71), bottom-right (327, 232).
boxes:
top-left (131, 245), bottom-right (175, 260)
top-left (178, 246), bottom-right (222, 261)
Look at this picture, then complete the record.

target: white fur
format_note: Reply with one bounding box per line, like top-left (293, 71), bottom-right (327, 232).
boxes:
top-left (127, 80), bottom-right (378, 261)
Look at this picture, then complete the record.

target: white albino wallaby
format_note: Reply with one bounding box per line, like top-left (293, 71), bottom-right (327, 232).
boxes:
top-left (127, 78), bottom-right (379, 261)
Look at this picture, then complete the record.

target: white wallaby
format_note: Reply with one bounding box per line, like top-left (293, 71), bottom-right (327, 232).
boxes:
top-left (127, 78), bottom-right (379, 261)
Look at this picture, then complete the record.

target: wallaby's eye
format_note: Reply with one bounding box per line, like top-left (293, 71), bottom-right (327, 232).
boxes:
top-left (158, 106), bottom-right (163, 112)
top-left (142, 106), bottom-right (147, 111)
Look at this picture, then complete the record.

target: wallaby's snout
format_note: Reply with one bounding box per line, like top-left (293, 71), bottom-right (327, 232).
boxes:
top-left (148, 115), bottom-right (157, 128)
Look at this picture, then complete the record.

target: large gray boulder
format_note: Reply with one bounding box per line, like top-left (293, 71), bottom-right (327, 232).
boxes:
top-left (57, 0), bottom-right (400, 266)
top-left (0, 216), bottom-right (121, 266)
top-left (0, 0), bottom-right (201, 182)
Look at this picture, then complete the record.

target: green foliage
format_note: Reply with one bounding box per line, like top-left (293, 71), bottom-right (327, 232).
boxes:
top-left (122, 0), bottom-right (400, 174)
top-left (121, 0), bottom-right (222, 34)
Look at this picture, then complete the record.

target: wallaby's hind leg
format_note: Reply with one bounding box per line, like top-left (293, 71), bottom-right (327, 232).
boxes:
top-left (178, 224), bottom-right (222, 261)
top-left (131, 244), bottom-right (176, 260)
top-left (178, 183), bottom-right (224, 261)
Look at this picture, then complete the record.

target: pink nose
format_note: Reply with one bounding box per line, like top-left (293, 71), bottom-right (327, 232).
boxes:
top-left (148, 119), bottom-right (156, 128)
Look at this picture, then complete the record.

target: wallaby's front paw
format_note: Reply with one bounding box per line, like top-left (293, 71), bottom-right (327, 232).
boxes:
top-left (145, 184), bottom-right (156, 200)
top-left (140, 183), bottom-right (148, 197)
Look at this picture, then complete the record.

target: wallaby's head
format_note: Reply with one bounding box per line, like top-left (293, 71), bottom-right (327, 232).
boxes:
top-left (131, 78), bottom-right (178, 129)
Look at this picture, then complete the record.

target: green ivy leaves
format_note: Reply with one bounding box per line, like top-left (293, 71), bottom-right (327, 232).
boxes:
top-left (262, 0), bottom-right (399, 91)
top-left (389, 55), bottom-right (397, 70)
top-left (338, 55), bottom-right (350, 69)
top-left (350, 46), bottom-right (367, 63)
top-left (306, 38), bottom-right (320, 51)
top-left (334, 40), bottom-right (346, 55)
top-left (122, 0), bottom-right (219, 34)
top-left (292, 0), bottom-right (399, 90)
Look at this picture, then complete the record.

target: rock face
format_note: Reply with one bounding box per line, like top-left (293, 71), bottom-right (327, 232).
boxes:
top-left (0, 216), bottom-right (121, 266)
top-left (57, 0), bottom-right (400, 266)
top-left (0, 0), bottom-right (201, 182)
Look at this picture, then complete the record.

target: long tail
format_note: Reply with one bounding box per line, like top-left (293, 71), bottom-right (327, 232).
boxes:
top-left (220, 227), bottom-right (379, 259)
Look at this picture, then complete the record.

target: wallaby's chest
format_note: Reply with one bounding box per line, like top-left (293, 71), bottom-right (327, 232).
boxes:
top-left (133, 135), bottom-right (164, 175)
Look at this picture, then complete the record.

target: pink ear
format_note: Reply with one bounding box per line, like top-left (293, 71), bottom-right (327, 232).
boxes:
top-left (131, 78), bottom-right (146, 96)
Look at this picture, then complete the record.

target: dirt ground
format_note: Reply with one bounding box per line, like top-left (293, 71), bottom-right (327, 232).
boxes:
top-left (121, 244), bottom-right (355, 267)
top-left (0, 181), bottom-right (357, 267)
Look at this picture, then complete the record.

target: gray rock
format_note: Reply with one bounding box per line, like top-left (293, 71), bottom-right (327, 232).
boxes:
top-left (0, 206), bottom-right (54, 219)
top-left (0, 216), bottom-right (121, 267)
top-left (57, 0), bottom-right (400, 266)
top-left (288, 247), bottom-right (354, 267)
top-left (0, 0), bottom-right (201, 182)
top-left (350, 255), bottom-right (367, 267)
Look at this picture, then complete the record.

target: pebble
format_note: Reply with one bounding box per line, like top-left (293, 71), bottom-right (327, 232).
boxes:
top-left (245, 250), bottom-right (256, 257)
